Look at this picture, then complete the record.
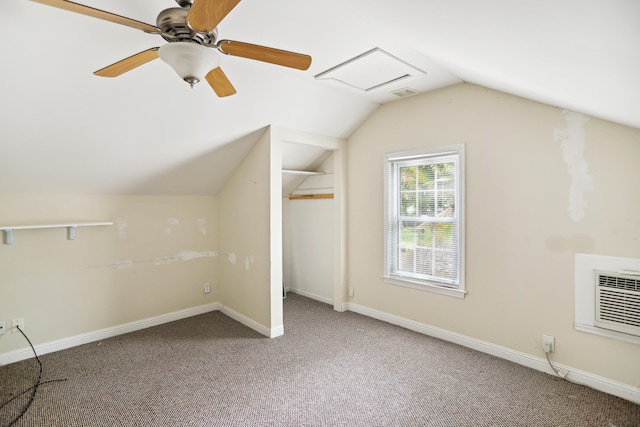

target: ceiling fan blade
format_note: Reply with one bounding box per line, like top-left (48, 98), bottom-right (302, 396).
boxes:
top-left (205, 67), bottom-right (237, 97)
top-left (219, 40), bottom-right (312, 70)
top-left (31, 0), bottom-right (158, 33)
top-left (94, 48), bottom-right (160, 78)
top-left (187, 0), bottom-right (241, 33)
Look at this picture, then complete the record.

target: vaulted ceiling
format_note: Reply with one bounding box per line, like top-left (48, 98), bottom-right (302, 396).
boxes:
top-left (1, 0), bottom-right (638, 195)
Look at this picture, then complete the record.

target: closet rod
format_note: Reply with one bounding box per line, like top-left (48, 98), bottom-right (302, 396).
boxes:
top-left (283, 194), bottom-right (334, 200)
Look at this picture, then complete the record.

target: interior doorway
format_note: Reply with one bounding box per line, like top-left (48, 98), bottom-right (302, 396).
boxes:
top-left (278, 130), bottom-right (346, 312)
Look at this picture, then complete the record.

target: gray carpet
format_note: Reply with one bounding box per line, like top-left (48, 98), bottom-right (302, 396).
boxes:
top-left (1, 293), bottom-right (638, 427)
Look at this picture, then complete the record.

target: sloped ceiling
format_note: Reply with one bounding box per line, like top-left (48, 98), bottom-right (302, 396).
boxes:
top-left (1, 0), bottom-right (638, 195)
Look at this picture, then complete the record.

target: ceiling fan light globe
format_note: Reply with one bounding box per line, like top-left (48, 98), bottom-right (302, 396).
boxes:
top-left (159, 42), bottom-right (220, 86)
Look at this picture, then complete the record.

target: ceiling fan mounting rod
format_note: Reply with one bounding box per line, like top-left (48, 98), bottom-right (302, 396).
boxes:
top-left (157, 7), bottom-right (217, 47)
top-left (175, 0), bottom-right (194, 7)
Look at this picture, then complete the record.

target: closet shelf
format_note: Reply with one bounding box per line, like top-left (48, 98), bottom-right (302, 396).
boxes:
top-left (0, 221), bottom-right (113, 245)
top-left (281, 170), bottom-right (324, 176)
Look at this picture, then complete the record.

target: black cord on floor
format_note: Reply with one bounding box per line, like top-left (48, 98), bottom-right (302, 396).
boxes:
top-left (0, 326), bottom-right (66, 427)
top-left (0, 379), bottom-right (68, 409)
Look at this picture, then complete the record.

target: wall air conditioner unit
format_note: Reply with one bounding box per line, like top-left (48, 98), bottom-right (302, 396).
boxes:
top-left (594, 270), bottom-right (640, 337)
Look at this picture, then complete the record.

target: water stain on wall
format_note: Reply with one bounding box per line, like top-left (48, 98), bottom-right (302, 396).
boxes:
top-left (546, 234), bottom-right (596, 254)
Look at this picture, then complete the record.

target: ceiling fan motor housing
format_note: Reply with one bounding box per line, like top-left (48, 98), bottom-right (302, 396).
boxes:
top-left (157, 8), bottom-right (217, 47)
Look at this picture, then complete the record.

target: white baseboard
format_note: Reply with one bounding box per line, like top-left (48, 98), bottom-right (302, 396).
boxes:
top-left (0, 301), bottom-right (285, 367)
top-left (4, 298), bottom-right (635, 404)
top-left (0, 302), bottom-right (220, 366)
top-left (346, 302), bottom-right (640, 405)
top-left (287, 288), bottom-right (333, 306)
top-left (218, 304), bottom-right (283, 338)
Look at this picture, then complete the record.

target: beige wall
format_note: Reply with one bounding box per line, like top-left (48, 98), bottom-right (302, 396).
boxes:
top-left (218, 128), bottom-right (282, 334)
top-left (0, 125), bottom-right (305, 358)
top-left (283, 198), bottom-right (334, 303)
top-left (0, 194), bottom-right (217, 354)
top-left (3, 85), bottom-right (637, 396)
top-left (346, 83), bottom-right (640, 387)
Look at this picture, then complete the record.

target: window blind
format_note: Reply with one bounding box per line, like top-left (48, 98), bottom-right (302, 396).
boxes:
top-left (384, 145), bottom-right (464, 293)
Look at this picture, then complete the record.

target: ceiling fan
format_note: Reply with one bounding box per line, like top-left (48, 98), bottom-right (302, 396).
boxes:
top-left (31, 0), bottom-right (312, 97)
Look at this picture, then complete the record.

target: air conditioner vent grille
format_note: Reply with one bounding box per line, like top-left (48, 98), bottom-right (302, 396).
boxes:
top-left (595, 271), bottom-right (640, 336)
top-left (598, 289), bottom-right (640, 327)
top-left (598, 274), bottom-right (640, 291)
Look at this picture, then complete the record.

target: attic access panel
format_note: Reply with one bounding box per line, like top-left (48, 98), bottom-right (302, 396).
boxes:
top-left (315, 48), bottom-right (426, 92)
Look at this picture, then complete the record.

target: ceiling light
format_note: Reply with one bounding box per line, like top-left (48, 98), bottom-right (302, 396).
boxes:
top-left (158, 42), bottom-right (221, 88)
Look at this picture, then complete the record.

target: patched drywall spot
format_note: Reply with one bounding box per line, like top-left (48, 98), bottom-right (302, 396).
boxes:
top-left (115, 260), bottom-right (133, 270)
top-left (553, 110), bottom-right (593, 222)
top-left (198, 218), bottom-right (207, 236)
top-left (164, 217), bottom-right (180, 235)
top-left (178, 249), bottom-right (218, 261)
top-left (152, 250), bottom-right (218, 264)
top-left (244, 255), bottom-right (255, 271)
top-left (117, 220), bottom-right (128, 239)
top-left (228, 252), bottom-right (237, 265)
top-left (153, 257), bottom-right (174, 266)
top-left (90, 250), bottom-right (217, 270)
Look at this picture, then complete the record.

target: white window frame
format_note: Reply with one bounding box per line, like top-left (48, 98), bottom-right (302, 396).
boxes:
top-left (383, 144), bottom-right (466, 299)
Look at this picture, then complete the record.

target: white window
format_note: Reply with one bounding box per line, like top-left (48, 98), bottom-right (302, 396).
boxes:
top-left (384, 144), bottom-right (465, 298)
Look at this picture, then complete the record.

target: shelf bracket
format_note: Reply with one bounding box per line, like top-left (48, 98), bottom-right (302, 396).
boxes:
top-left (4, 229), bottom-right (13, 245)
top-left (0, 221), bottom-right (112, 245)
top-left (67, 226), bottom-right (77, 241)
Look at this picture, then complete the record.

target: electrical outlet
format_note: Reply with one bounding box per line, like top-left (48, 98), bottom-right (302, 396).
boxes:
top-left (12, 318), bottom-right (24, 333)
top-left (542, 334), bottom-right (555, 353)
top-left (0, 321), bottom-right (6, 335)
top-left (203, 283), bottom-right (211, 294)
top-left (348, 287), bottom-right (354, 297)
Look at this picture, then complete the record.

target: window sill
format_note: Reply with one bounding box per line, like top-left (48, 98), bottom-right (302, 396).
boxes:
top-left (383, 276), bottom-right (466, 299)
